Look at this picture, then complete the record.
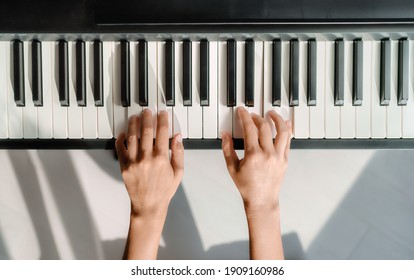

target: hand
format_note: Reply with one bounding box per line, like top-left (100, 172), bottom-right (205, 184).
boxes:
top-left (221, 107), bottom-right (292, 213)
top-left (115, 109), bottom-right (184, 219)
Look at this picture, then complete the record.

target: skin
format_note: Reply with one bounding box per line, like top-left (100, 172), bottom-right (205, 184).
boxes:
top-left (115, 109), bottom-right (184, 260)
top-left (221, 107), bottom-right (292, 260)
top-left (116, 107), bottom-right (291, 260)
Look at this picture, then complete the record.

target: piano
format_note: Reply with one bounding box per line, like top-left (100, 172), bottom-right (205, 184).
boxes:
top-left (1, 0), bottom-right (414, 149)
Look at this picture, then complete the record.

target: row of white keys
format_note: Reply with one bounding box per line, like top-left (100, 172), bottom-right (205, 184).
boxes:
top-left (340, 41), bottom-right (355, 138)
top-left (218, 41), bottom-right (233, 138)
top-left (157, 41), bottom-right (173, 137)
top-left (371, 41), bottom-right (387, 138)
top-left (309, 41), bottom-right (326, 139)
top-left (355, 40), bottom-right (372, 138)
top-left (325, 41), bottom-right (340, 138)
top-left (233, 41), bottom-right (246, 139)
top-left (387, 41), bottom-right (401, 138)
top-left (52, 41), bottom-right (68, 138)
top-left (202, 41), bottom-right (218, 139)
top-left (113, 41), bottom-right (128, 136)
top-left (6, 42), bottom-right (23, 138)
top-left (293, 41), bottom-right (309, 138)
top-left (38, 42), bottom-right (53, 138)
top-left (173, 41), bottom-right (188, 138)
top-left (128, 41), bottom-right (142, 121)
top-left (23, 41), bottom-right (38, 138)
top-left (0, 42), bottom-right (7, 138)
top-left (188, 42), bottom-right (203, 138)
top-left (402, 41), bottom-right (414, 137)
top-left (97, 41), bottom-right (114, 139)
top-left (68, 42), bottom-right (82, 138)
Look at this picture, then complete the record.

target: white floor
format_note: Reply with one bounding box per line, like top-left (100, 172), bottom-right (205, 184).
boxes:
top-left (0, 148), bottom-right (413, 260)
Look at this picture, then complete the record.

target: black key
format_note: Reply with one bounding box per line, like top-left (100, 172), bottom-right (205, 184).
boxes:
top-left (334, 39), bottom-right (345, 106)
top-left (245, 39), bottom-right (254, 107)
top-left (120, 40), bottom-right (130, 107)
top-left (76, 40), bottom-right (86, 106)
top-left (353, 39), bottom-right (363, 106)
top-left (58, 40), bottom-right (69, 106)
top-left (32, 40), bottom-right (43, 106)
top-left (12, 40), bottom-right (25, 106)
top-left (380, 39), bottom-right (391, 106)
top-left (165, 40), bottom-right (175, 106)
top-left (398, 38), bottom-right (409, 106)
top-left (138, 40), bottom-right (148, 106)
top-left (272, 39), bottom-right (282, 106)
top-left (308, 39), bottom-right (317, 106)
top-left (200, 40), bottom-right (209, 106)
top-left (183, 40), bottom-right (192, 106)
top-left (94, 40), bottom-right (104, 106)
top-left (227, 39), bottom-right (236, 107)
top-left (289, 39), bottom-right (299, 106)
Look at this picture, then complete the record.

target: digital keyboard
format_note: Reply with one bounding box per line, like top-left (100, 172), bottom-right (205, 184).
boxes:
top-left (2, 0), bottom-right (414, 149)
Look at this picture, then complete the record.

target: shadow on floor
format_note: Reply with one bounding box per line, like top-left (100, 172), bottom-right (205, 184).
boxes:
top-left (307, 150), bottom-right (414, 259)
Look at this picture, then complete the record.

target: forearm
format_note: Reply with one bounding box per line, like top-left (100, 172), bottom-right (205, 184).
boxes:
top-left (123, 213), bottom-right (166, 260)
top-left (245, 206), bottom-right (284, 260)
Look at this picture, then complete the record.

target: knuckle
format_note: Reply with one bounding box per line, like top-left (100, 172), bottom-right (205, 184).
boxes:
top-left (141, 125), bottom-right (153, 136)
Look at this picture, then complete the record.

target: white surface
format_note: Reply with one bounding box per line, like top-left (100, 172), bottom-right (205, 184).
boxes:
top-left (293, 41), bottom-right (309, 139)
top-left (202, 41), bottom-right (218, 139)
top-left (356, 41), bottom-right (372, 138)
top-left (309, 41), bottom-right (325, 139)
top-left (38, 42), bottom-right (53, 139)
top-left (83, 42), bottom-right (98, 139)
top-left (188, 42), bottom-right (202, 139)
top-left (1, 149), bottom-right (414, 260)
top-left (324, 41), bottom-right (340, 139)
top-left (0, 42), bottom-right (8, 138)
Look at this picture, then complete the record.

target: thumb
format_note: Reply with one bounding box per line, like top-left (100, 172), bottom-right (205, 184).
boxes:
top-left (171, 133), bottom-right (184, 180)
top-left (221, 132), bottom-right (239, 175)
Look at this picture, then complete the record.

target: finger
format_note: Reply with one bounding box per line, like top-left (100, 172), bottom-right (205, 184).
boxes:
top-left (171, 133), bottom-right (184, 180)
top-left (221, 131), bottom-right (240, 176)
top-left (155, 111), bottom-right (170, 156)
top-left (251, 113), bottom-right (273, 152)
top-left (115, 133), bottom-right (129, 170)
top-left (126, 115), bottom-right (140, 162)
top-left (237, 107), bottom-right (259, 152)
top-left (284, 120), bottom-right (292, 160)
top-left (269, 111), bottom-right (289, 154)
top-left (139, 109), bottom-right (154, 157)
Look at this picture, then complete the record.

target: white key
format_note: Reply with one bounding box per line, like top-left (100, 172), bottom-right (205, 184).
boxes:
top-left (173, 41), bottom-right (188, 138)
top-left (188, 41), bottom-right (202, 138)
top-left (0, 42), bottom-right (7, 138)
top-left (128, 41), bottom-right (142, 119)
top-left (67, 42), bottom-right (82, 138)
top-left (402, 41), bottom-right (414, 138)
top-left (7, 42), bottom-right (23, 138)
top-left (275, 41), bottom-right (293, 122)
top-left (202, 41), bottom-right (218, 138)
top-left (157, 41), bottom-right (173, 137)
top-left (113, 41), bottom-right (127, 137)
top-left (51, 42), bottom-right (68, 138)
top-left (145, 41), bottom-right (158, 135)
top-left (309, 41), bottom-right (325, 139)
top-left (293, 41), bottom-right (309, 138)
top-left (355, 41), bottom-right (372, 138)
top-left (263, 41), bottom-right (275, 136)
top-left (218, 41), bottom-right (232, 138)
top-left (249, 41), bottom-right (263, 117)
top-left (38, 42), bottom-right (53, 138)
top-left (97, 41), bottom-right (114, 139)
top-left (233, 41), bottom-right (245, 139)
top-left (23, 42), bottom-right (38, 138)
top-left (371, 41), bottom-right (386, 138)
top-left (83, 42), bottom-right (98, 139)
top-left (340, 41), bottom-right (356, 138)
top-left (386, 40), bottom-right (402, 138)
top-left (325, 41), bottom-right (340, 138)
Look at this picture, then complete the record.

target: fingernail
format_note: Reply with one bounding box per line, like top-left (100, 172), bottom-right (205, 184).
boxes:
top-left (176, 133), bottom-right (183, 143)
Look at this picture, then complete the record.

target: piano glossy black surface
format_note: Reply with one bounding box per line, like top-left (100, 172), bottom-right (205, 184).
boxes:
top-left (2, 0), bottom-right (414, 149)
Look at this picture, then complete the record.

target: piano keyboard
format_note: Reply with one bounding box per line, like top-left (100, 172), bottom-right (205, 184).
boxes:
top-left (1, 38), bottom-right (414, 143)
